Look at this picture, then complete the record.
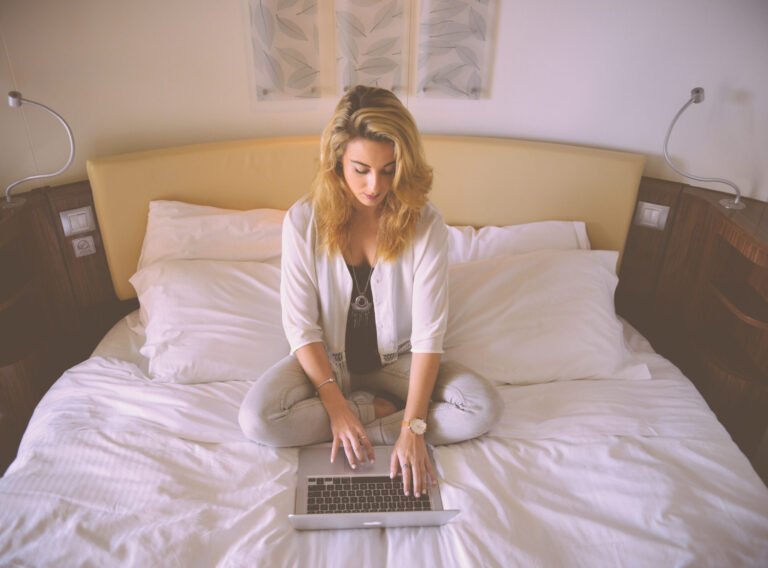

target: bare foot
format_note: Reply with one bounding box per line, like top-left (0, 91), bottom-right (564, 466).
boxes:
top-left (373, 397), bottom-right (397, 418)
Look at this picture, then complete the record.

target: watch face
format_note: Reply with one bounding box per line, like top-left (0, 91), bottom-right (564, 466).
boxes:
top-left (410, 418), bottom-right (427, 435)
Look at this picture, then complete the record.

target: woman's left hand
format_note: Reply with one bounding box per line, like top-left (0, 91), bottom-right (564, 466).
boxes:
top-left (390, 429), bottom-right (437, 497)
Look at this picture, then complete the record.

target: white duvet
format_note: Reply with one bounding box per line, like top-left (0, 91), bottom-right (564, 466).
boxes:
top-left (0, 315), bottom-right (767, 567)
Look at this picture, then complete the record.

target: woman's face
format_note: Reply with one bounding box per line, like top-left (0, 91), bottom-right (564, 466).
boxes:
top-left (341, 137), bottom-right (396, 213)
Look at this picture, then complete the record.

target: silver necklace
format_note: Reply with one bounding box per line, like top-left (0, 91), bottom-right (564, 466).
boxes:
top-left (351, 263), bottom-right (375, 314)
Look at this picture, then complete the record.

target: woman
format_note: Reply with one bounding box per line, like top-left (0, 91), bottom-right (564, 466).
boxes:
top-left (239, 85), bottom-right (501, 497)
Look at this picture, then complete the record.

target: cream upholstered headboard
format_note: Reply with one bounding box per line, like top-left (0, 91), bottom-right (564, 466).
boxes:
top-left (87, 135), bottom-right (645, 300)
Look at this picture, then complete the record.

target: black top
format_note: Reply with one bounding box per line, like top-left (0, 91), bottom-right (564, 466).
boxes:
top-left (345, 262), bottom-right (381, 374)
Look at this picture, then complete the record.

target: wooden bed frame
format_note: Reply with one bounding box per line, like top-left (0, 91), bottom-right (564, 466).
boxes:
top-left (86, 136), bottom-right (645, 300)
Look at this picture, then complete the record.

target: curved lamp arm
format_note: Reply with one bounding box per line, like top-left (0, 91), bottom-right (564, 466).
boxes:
top-left (3, 91), bottom-right (76, 208)
top-left (663, 87), bottom-right (745, 210)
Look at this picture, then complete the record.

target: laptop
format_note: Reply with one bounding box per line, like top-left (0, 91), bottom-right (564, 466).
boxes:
top-left (289, 444), bottom-right (459, 530)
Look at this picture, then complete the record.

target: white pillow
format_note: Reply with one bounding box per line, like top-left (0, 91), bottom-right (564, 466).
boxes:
top-left (129, 259), bottom-right (289, 383)
top-left (444, 249), bottom-right (650, 385)
top-left (138, 200), bottom-right (286, 269)
top-left (447, 220), bottom-right (590, 264)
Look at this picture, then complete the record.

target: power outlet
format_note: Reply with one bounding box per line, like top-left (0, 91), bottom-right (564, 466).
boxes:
top-left (72, 236), bottom-right (96, 257)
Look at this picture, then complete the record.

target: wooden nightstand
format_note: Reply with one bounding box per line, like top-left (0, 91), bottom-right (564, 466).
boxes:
top-left (0, 201), bottom-right (44, 473)
top-left (0, 182), bottom-right (137, 474)
top-left (619, 179), bottom-right (768, 478)
top-left (668, 188), bottom-right (768, 456)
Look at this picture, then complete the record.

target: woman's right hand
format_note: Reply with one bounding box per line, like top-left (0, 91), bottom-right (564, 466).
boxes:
top-left (324, 393), bottom-right (375, 468)
top-left (294, 343), bottom-right (375, 467)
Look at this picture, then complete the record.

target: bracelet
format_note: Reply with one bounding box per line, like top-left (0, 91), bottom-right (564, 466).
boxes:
top-left (315, 377), bottom-right (336, 394)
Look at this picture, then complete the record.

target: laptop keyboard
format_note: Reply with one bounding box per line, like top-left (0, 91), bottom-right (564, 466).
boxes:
top-left (306, 476), bottom-right (432, 514)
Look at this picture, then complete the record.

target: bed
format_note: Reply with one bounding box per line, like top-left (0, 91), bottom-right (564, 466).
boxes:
top-left (0, 136), bottom-right (766, 566)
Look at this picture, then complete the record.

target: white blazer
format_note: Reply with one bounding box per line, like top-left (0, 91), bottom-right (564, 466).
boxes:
top-left (280, 197), bottom-right (449, 387)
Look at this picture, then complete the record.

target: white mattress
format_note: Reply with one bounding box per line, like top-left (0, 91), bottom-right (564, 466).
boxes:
top-left (0, 313), bottom-right (766, 567)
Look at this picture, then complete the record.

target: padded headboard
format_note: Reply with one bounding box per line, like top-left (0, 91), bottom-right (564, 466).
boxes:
top-left (87, 135), bottom-right (645, 300)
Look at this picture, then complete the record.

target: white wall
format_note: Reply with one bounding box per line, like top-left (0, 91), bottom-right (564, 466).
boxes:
top-left (1, 0), bottom-right (767, 202)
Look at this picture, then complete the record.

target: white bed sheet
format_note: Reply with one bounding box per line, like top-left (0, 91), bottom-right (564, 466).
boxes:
top-left (1, 313), bottom-right (767, 567)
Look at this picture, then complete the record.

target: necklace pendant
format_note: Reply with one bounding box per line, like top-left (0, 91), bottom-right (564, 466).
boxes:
top-left (349, 262), bottom-right (375, 327)
top-left (352, 294), bottom-right (371, 313)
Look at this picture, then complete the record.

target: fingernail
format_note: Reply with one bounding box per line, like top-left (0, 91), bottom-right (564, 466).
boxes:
top-left (351, 464), bottom-right (357, 469)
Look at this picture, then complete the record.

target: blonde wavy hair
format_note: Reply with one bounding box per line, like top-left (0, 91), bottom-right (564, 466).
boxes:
top-left (312, 85), bottom-right (433, 261)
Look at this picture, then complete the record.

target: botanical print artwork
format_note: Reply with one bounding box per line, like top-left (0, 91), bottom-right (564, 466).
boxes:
top-left (250, 0), bottom-right (321, 99)
top-left (335, 0), bottom-right (409, 94)
top-left (417, 0), bottom-right (497, 98)
top-left (248, 0), bottom-right (497, 100)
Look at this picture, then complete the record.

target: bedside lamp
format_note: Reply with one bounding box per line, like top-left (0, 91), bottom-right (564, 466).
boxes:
top-left (3, 91), bottom-right (75, 209)
top-left (663, 87), bottom-right (745, 210)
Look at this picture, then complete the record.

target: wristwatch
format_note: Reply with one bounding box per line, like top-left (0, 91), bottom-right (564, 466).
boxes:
top-left (402, 417), bottom-right (427, 436)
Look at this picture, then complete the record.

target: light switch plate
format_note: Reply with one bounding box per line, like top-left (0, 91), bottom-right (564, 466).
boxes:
top-left (60, 206), bottom-right (96, 236)
top-left (633, 201), bottom-right (670, 230)
top-left (72, 235), bottom-right (96, 257)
